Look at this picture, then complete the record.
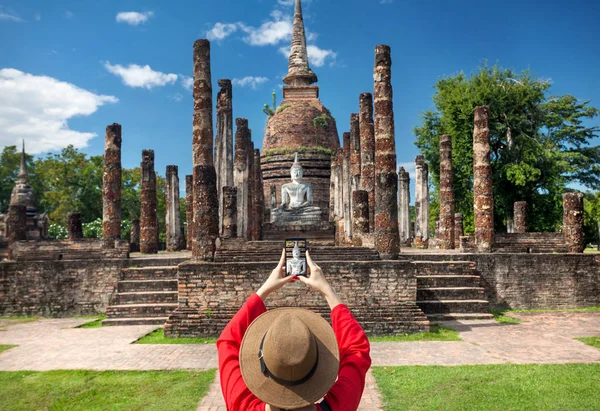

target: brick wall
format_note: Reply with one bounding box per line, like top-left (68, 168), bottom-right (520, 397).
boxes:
top-left (0, 259), bottom-right (125, 317)
top-left (165, 260), bottom-right (428, 337)
top-left (407, 253), bottom-right (600, 309)
top-left (12, 239), bottom-right (129, 261)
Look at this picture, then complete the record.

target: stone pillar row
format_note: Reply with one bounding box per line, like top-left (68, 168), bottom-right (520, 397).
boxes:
top-left (439, 134), bottom-right (455, 250)
top-left (398, 167), bottom-right (411, 246)
top-left (140, 150), bottom-right (159, 254)
top-left (415, 155), bottom-right (430, 248)
top-left (473, 106), bottom-right (494, 252)
top-left (215, 79), bottom-right (233, 236)
top-left (102, 123), bottom-right (122, 248)
top-left (514, 201), bottom-right (528, 234)
top-left (166, 165), bottom-right (183, 251)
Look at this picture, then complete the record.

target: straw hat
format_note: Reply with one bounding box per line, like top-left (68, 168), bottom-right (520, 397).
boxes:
top-left (240, 308), bottom-right (340, 409)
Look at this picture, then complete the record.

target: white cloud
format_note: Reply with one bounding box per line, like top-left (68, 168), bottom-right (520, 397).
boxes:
top-left (65, 11), bottom-right (73, 19)
top-left (34, 13), bottom-right (41, 21)
top-left (170, 93), bottom-right (184, 102)
top-left (232, 76), bottom-right (269, 89)
top-left (240, 10), bottom-right (292, 46)
top-left (279, 44), bottom-right (337, 67)
top-left (116, 11), bottom-right (153, 26)
top-left (206, 22), bottom-right (239, 41)
top-left (104, 62), bottom-right (177, 89)
top-left (380, 0), bottom-right (394, 3)
top-left (0, 68), bottom-right (118, 154)
top-left (0, 7), bottom-right (23, 22)
top-left (180, 75), bottom-right (193, 91)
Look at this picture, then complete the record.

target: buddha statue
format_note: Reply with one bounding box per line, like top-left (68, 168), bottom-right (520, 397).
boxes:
top-left (286, 241), bottom-right (307, 276)
top-left (270, 153), bottom-right (322, 225)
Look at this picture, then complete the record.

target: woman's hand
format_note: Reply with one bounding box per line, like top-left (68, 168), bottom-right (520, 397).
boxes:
top-left (298, 251), bottom-right (342, 310)
top-left (257, 249), bottom-right (296, 302)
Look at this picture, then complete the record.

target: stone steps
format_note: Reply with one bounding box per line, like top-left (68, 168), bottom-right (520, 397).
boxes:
top-left (120, 266), bottom-right (178, 280)
top-left (415, 260), bottom-right (490, 320)
top-left (215, 243), bottom-right (381, 262)
top-left (106, 303), bottom-right (178, 318)
top-left (117, 279), bottom-right (178, 293)
top-left (103, 317), bottom-right (169, 326)
top-left (113, 291), bottom-right (178, 305)
top-left (417, 287), bottom-right (486, 301)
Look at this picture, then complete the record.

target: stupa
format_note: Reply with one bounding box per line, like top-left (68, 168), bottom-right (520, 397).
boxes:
top-left (261, 0), bottom-right (340, 222)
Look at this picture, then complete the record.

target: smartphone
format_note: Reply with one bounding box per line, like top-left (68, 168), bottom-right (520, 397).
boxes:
top-left (284, 238), bottom-right (309, 277)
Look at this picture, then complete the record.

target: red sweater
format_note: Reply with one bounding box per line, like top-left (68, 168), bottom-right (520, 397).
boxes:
top-left (217, 294), bottom-right (372, 411)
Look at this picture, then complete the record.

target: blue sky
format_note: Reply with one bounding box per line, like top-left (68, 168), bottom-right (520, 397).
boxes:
top-left (1, 0), bottom-right (599, 194)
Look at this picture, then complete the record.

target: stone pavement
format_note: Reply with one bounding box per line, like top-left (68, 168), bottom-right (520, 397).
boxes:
top-left (1, 312), bottom-right (599, 410)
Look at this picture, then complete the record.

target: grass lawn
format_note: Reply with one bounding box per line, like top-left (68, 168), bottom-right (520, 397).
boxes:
top-left (135, 328), bottom-right (217, 345)
top-left (0, 345), bottom-right (18, 354)
top-left (76, 315), bottom-right (107, 329)
top-left (368, 325), bottom-right (461, 342)
top-left (0, 316), bottom-right (39, 328)
top-left (490, 309), bottom-right (522, 324)
top-left (509, 306), bottom-right (600, 313)
top-left (373, 364), bottom-right (600, 410)
top-left (584, 248), bottom-right (600, 254)
top-left (0, 369), bottom-right (215, 411)
top-left (576, 336), bottom-right (600, 350)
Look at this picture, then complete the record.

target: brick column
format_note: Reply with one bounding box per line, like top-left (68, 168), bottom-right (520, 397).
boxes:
top-left (342, 132), bottom-right (352, 242)
top-left (514, 201), bottom-right (528, 233)
top-left (439, 134), bottom-right (455, 249)
top-left (215, 79), bottom-right (234, 235)
top-left (6, 204), bottom-right (26, 260)
top-left (140, 150), bottom-right (158, 254)
top-left (350, 113), bottom-right (361, 198)
top-left (185, 175), bottom-right (193, 250)
top-left (359, 92), bottom-right (376, 231)
top-left (331, 149), bottom-right (343, 220)
top-left (234, 118), bottom-right (251, 239)
top-left (563, 192), bottom-right (584, 253)
top-left (398, 167), bottom-right (411, 245)
top-left (192, 39), bottom-right (218, 260)
top-left (373, 44), bottom-right (400, 259)
top-left (130, 219), bottom-right (140, 252)
top-left (166, 165), bottom-right (183, 251)
top-left (454, 213), bottom-right (464, 245)
top-left (473, 106), bottom-right (494, 252)
top-left (252, 149), bottom-right (264, 241)
top-left (67, 212), bottom-right (83, 240)
top-left (222, 186), bottom-right (238, 239)
top-left (415, 156), bottom-right (430, 248)
top-left (352, 190), bottom-right (369, 247)
top-left (102, 123), bottom-right (122, 248)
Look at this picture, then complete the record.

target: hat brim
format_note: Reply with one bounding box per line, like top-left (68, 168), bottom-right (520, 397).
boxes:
top-left (240, 308), bottom-right (340, 409)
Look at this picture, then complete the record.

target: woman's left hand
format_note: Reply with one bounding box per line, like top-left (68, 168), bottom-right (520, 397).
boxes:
top-left (257, 248), bottom-right (296, 301)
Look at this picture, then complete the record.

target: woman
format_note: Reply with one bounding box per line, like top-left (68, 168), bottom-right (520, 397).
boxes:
top-left (217, 249), bottom-right (371, 410)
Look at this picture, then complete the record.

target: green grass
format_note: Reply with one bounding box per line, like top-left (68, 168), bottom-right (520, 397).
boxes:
top-left (0, 345), bottom-right (17, 354)
top-left (0, 369), bottom-right (215, 411)
top-left (584, 248), bottom-right (600, 254)
top-left (135, 328), bottom-right (217, 345)
top-left (508, 306), bottom-right (600, 313)
top-left (368, 325), bottom-right (461, 342)
top-left (576, 336), bottom-right (600, 350)
top-left (76, 315), bottom-right (107, 329)
top-left (373, 364), bottom-right (600, 410)
top-left (490, 308), bottom-right (522, 323)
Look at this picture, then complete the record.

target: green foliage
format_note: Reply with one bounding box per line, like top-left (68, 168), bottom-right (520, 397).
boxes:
top-left (82, 218), bottom-right (103, 238)
top-left (584, 192), bottom-right (600, 248)
top-left (47, 224), bottom-right (67, 240)
top-left (76, 316), bottom-right (107, 329)
top-left (576, 336), bottom-right (600, 350)
top-left (0, 370), bottom-right (216, 410)
top-left (313, 113), bottom-right (330, 130)
top-left (373, 364), bottom-right (600, 410)
top-left (262, 91), bottom-right (277, 117)
top-left (368, 325), bottom-right (461, 342)
top-left (414, 64), bottom-right (600, 233)
top-left (135, 328), bottom-right (216, 345)
top-left (276, 103), bottom-right (291, 114)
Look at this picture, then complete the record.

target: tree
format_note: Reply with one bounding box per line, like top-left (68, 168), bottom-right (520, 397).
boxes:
top-left (584, 192), bottom-right (600, 249)
top-left (415, 64), bottom-right (600, 233)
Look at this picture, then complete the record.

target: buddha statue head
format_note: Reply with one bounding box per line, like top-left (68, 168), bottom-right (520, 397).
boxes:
top-left (292, 241), bottom-right (301, 259)
top-left (290, 153), bottom-right (303, 182)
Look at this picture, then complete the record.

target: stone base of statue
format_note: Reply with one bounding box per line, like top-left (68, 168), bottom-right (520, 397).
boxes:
top-left (270, 205), bottom-right (323, 226)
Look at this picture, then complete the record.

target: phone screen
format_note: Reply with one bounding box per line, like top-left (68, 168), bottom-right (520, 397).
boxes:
top-left (284, 238), bottom-right (308, 276)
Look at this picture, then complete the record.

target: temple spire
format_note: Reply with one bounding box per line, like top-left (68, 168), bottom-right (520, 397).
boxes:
top-left (283, 0), bottom-right (317, 86)
top-left (18, 140), bottom-right (28, 179)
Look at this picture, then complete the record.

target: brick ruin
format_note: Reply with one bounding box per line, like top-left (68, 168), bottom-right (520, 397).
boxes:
top-left (1, 0), bottom-right (595, 337)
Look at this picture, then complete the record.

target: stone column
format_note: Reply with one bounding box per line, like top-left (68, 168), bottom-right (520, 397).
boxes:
top-left (342, 132), bottom-right (352, 242)
top-left (222, 186), bottom-right (238, 239)
top-left (6, 204), bottom-right (26, 260)
top-left (140, 150), bottom-right (158, 254)
top-left (439, 134), bottom-right (456, 250)
top-left (398, 167), bottom-right (411, 245)
top-left (514, 201), bottom-right (528, 233)
top-left (246, 139), bottom-right (256, 241)
top-left (352, 190), bottom-right (369, 247)
top-left (166, 166), bottom-right (183, 251)
top-left (373, 45), bottom-right (400, 259)
top-left (350, 113), bottom-right (361, 197)
top-left (415, 156), bottom-right (430, 248)
top-left (185, 175), bottom-right (193, 250)
top-left (215, 79), bottom-right (233, 235)
top-left (102, 123), bottom-right (122, 248)
top-left (359, 92), bottom-right (376, 231)
top-left (331, 149), bottom-right (343, 220)
top-left (473, 106), bottom-right (494, 252)
top-left (67, 212), bottom-right (83, 239)
top-left (192, 39), bottom-right (219, 260)
top-left (234, 118), bottom-right (251, 239)
top-left (454, 213), bottom-right (464, 245)
top-left (563, 192), bottom-right (584, 253)
top-left (252, 149), bottom-right (264, 241)
top-left (130, 219), bottom-right (140, 252)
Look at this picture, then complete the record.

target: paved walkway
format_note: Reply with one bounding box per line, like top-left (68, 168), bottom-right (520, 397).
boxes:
top-left (1, 312), bottom-right (599, 410)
